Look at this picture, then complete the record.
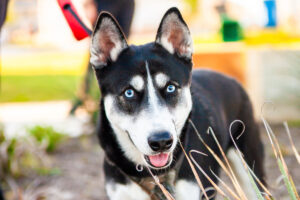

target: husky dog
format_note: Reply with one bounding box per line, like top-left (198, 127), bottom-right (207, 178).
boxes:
top-left (90, 7), bottom-right (265, 200)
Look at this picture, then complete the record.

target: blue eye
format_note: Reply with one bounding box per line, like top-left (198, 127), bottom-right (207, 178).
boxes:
top-left (124, 89), bottom-right (135, 98)
top-left (166, 84), bottom-right (176, 93)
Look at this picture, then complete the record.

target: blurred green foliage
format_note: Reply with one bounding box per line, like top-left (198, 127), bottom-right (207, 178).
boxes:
top-left (0, 75), bottom-right (81, 102)
top-left (29, 126), bottom-right (66, 152)
top-left (0, 129), bottom-right (41, 178)
top-left (0, 128), bottom-right (17, 178)
top-left (0, 125), bottom-right (65, 180)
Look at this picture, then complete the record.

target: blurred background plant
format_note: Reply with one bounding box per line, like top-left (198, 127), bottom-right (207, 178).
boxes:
top-left (0, 124), bottom-right (65, 199)
top-left (0, 124), bottom-right (64, 177)
top-left (29, 126), bottom-right (66, 153)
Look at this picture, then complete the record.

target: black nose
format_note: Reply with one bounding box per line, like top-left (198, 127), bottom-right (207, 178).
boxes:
top-left (148, 132), bottom-right (173, 152)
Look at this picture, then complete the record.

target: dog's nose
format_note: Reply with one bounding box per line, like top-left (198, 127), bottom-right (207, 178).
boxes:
top-left (148, 132), bottom-right (173, 152)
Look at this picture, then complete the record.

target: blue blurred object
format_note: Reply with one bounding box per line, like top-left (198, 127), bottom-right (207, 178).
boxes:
top-left (264, 0), bottom-right (277, 27)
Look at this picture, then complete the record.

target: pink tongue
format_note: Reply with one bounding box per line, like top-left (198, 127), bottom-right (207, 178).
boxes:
top-left (148, 153), bottom-right (169, 167)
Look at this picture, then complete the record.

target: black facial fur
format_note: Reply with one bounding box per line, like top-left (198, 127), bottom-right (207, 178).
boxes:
top-left (95, 43), bottom-right (192, 115)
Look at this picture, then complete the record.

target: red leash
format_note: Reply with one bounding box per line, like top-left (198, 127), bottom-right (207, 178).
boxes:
top-left (57, 0), bottom-right (92, 40)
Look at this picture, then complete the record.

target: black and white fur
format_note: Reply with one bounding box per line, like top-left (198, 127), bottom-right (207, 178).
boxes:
top-left (90, 8), bottom-right (265, 200)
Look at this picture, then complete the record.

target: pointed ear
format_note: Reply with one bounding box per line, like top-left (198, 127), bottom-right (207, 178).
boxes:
top-left (90, 12), bottom-right (128, 69)
top-left (155, 7), bottom-right (193, 60)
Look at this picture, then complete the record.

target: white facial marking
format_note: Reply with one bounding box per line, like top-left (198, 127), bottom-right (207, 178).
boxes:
top-left (175, 180), bottom-right (200, 200)
top-left (106, 181), bottom-right (150, 200)
top-left (155, 73), bottom-right (169, 88)
top-left (130, 75), bottom-right (144, 91)
top-left (172, 87), bottom-right (192, 135)
top-left (227, 148), bottom-right (257, 199)
top-left (104, 95), bottom-right (145, 165)
top-left (142, 61), bottom-right (177, 150)
top-left (145, 61), bottom-right (159, 113)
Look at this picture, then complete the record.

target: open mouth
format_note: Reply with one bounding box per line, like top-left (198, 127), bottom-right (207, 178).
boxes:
top-left (144, 153), bottom-right (172, 168)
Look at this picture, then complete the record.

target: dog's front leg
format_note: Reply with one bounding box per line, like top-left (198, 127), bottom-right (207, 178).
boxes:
top-left (175, 179), bottom-right (201, 200)
top-left (105, 181), bottom-right (150, 200)
top-left (104, 160), bottom-right (150, 200)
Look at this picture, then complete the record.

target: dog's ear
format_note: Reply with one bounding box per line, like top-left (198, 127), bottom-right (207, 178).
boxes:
top-left (90, 12), bottom-right (128, 69)
top-left (155, 7), bottom-right (193, 60)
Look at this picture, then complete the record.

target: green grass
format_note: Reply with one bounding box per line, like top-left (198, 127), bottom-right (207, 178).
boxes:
top-left (287, 120), bottom-right (300, 127)
top-left (0, 75), bottom-right (82, 102)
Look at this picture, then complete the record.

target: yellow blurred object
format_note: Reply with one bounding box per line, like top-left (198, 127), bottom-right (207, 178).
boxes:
top-left (5, 0), bottom-right (16, 23)
top-left (245, 29), bottom-right (300, 45)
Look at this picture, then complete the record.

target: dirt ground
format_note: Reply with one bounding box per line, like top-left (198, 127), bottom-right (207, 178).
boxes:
top-left (5, 124), bottom-right (300, 200)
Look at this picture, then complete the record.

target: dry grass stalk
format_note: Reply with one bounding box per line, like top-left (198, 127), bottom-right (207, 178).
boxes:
top-left (262, 117), bottom-right (299, 200)
top-left (228, 120), bottom-right (270, 200)
top-left (189, 120), bottom-right (248, 200)
top-left (178, 115), bottom-right (299, 200)
top-left (283, 122), bottom-right (300, 165)
top-left (145, 114), bottom-right (298, 200)
top-left (189, 150), bottom-right (230, 199)
top-left (209, 167), bottom-right (241, 200)
top-left (177, 139), bottom-right (210, 200)
top-left (206, 126), bottom-right (249, 200)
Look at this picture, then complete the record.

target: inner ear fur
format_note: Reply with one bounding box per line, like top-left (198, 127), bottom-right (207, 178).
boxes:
top-left (155, 7), bottom-right (193, 60)
top-left (90, 12), bottom-right (128, 69)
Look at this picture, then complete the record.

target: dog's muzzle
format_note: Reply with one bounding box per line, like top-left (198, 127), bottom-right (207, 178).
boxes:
top-left (145, 131), bottom-right (173, 168)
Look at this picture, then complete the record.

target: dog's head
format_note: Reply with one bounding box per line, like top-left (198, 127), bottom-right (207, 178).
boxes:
top-left (90, 8), bottom-right (193, 169)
